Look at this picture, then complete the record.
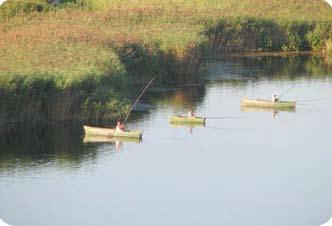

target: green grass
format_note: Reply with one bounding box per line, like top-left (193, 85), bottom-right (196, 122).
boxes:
top-left (70, 0), bottom-right (332, 21)
top-left (0, 43), bottom-right (127, 89)
top-left (1, 0), bottom-right (332, 78)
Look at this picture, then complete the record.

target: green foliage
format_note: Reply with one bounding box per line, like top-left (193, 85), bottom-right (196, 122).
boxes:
top-left (113, 42), bottom-right (165, 76)
top-left (306, 22), bottom-right (332, 50)
top-left (205, 18), bottom-right (285, 53)
top-left (81, 92), bottom-right (130, 121)
top-left (0, 73), bottom-right (131, 123)
top-left (278, 21), bottom-right (332, 51)
top-left (0, 0), bottom-right (49, 18)
top-left (281, 21), bottom-right (311, 51)
top-left (204, 18), bottom-right (332, 53)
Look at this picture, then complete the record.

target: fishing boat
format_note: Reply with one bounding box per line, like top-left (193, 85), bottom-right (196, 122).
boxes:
top-left (83, 125), bottom-right (143, 139)
top-left (241, 97), bottom-right (296, 109)
top-left (83, 134), bottom-right (142, 143)
top-left (170, 116), bottom-right (206, 124)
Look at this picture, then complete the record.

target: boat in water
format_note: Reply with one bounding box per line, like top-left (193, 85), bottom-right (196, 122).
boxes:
top-left (83, 125), bottom-right (143, 139)
top-left (169, 116), bottom-right (206, 125)
top-left (241, 97), bottom-right (296, 109)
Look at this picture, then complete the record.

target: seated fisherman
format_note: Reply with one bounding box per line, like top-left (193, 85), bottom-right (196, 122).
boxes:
top-left (115, 121), bottom-right (125, 132)
top-left (272, 93), bottom-right (279, 102)
top-left (187, 109), bottom-right (195, 118)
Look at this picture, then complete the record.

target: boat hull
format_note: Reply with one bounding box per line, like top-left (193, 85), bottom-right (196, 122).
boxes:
top-left (83, 134), bottom-right (141, 143)
top-left (241, 97), bottom-right (296, 109)
top-left (170, 116), bottom-right (205, 124)
top-left (83, 126), bottom-right (143, 139)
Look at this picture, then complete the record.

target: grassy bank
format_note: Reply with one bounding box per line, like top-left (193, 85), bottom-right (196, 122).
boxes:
top-left (0, 0), bottom-right (331, 123)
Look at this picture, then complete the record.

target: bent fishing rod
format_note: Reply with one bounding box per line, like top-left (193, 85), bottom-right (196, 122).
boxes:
top-left (123, 76), bottom-right (157, 123)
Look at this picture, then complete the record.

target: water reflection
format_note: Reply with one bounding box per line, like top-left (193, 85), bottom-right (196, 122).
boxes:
top-left (0, 124), bottom-right (96, 172)
top-left (83, 134), bottom-right (142, 151)
top-left (149, 84), bottom-right (206, 110)
top-left (241, 106), bottom-right (296, 120)
top-left (170, 123), bottom-right (205, 134)
top-left (207, 54), bottom-right (332, 81)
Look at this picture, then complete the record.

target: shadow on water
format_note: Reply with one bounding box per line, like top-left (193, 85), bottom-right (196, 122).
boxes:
top-left (148, 84), bottom-right (206, 110)
top-left (0, 123), bottom-right (115, 172)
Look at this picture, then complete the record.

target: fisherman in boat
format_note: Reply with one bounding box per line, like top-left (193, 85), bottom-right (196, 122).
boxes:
top-left (272, 93), bottom-right (279, 102)
top-left (115, 121), bottom-right (125, 132)
top-left (188, 109), bottom-right (195, 118)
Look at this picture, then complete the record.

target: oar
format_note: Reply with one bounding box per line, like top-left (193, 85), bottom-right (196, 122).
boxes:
top-left (123, 76), bottom-right (157, 123)
top-left (279, 84), bottom-right (296, 98)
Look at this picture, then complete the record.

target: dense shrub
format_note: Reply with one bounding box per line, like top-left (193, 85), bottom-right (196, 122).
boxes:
top-left (205, 18), bottom-right (332, 54)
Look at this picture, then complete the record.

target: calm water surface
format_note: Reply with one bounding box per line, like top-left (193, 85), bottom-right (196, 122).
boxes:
top-left (1, 55), bottom-right (332, 226)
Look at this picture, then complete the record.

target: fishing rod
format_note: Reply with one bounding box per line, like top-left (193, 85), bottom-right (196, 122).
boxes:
top-left (204, 125), bottom-right (247, 131)
top-left (123, 76), bottom-right (157, 123)
top-left (297, 97), bottom-right (332, 102)
top-left (204, 116), bottom-right (247, 119)
top-left (279, 84), bottom-right (296, 98)
top-left (204, 125), bottom-right (231, 131)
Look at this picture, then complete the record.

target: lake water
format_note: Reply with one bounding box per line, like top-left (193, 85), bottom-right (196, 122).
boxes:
top-left (1, 55), bottom-right (332, 226)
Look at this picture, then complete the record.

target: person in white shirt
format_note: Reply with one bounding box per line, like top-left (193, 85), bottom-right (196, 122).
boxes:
top-left (115, 121), bottom-right (125, 132)
top-left (272, 93), bottom-right (279, 102)
top-left (187, 109), bottom-right (195, 118)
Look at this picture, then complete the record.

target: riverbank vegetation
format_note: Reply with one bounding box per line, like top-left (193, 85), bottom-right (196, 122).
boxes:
top-left (0, 0), bottom-right (332, 123)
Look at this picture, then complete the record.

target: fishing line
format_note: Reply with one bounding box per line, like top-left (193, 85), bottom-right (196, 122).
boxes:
top-left (297, 97), bottom-right (332, 102)
top-left (205, 125), bottom-right (250, 131)
top-left (279, 84), bottom-right (296, 98)
top-left (205, 116), bottom-right (247, 119)
top-left (205, 125), bottom-right (233, 131)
